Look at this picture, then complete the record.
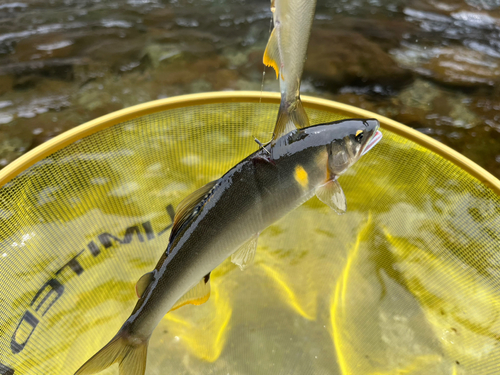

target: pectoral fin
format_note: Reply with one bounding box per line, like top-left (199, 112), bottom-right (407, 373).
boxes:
top-left (136, 271), bottom-right (154, 298)
top-left (231, 233), bottom-right (259, 271)
top-left (170, 273), bottom-right (211, 312)
top-left (316, 180), bottom-right (347, 215)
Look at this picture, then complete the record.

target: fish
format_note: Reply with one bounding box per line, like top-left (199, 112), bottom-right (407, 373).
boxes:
top-left (74, 117), bottom-right (382, 375)
top-left (264, 0), bottom-right (317, 143)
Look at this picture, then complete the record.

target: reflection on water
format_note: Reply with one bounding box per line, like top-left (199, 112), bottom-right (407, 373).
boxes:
top-left (0, 0), bottom-right (499, 176)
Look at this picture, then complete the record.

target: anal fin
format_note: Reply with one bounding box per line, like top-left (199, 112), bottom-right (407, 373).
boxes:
top-left (263, 28), bottom-right (280, 79)
top-left (231, 233), bottom-right (259, 271)
top-left (170, 273), bottom-right (211, 312)
top-left (316, 179), bottom-right (347, 215)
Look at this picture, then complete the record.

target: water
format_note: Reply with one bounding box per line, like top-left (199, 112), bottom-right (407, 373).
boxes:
top-left (0, 0), bottom-right (499, 176)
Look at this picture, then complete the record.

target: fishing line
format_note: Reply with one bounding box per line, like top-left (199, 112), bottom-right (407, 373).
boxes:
top-left (259, 17), bottom-right (274, 104)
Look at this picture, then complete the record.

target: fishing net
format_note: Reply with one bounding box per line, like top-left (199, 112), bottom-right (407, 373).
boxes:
top-left (0, 92), bottom-right (499, 375)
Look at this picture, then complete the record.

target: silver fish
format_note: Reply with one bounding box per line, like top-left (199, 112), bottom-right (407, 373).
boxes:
top-left (75, 118), bottom-right (382, 375)
top-left (264, 0), bottom-right (317, 143)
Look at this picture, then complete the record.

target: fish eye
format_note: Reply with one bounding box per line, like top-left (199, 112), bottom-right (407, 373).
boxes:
top-left (355, 130), bottom-right (364, 143)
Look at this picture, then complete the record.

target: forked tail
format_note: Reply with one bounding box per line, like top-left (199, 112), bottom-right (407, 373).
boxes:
top-left (75, 332), bottom-right (149, 375)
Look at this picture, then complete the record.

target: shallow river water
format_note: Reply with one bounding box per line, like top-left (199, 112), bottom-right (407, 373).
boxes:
top-left (0, 0), bottom-right (500, 176)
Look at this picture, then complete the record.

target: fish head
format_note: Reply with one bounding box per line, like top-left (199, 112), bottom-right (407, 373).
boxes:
top-left (326, 118), bottom-right (381, 176)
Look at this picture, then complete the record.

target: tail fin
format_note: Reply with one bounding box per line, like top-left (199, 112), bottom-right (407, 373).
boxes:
top-left (75, 333), bottom-right (149, 375)
top-left (272, 97), bottom-right (310, 143)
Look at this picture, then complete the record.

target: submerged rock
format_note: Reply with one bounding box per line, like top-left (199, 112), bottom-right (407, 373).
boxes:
top-left (0, 137), bottom-right (26, 168)
top-left (11, 34), bottom-right (75, 62)
top-left (304, 29), bottom-right (412, 89)
top-left (424, 47), bottom-right (500, 87)
top-left (142, 44), bottom-right (185, 69)
top-left (0, 75), bottom-right (14, 96)
top-left (395, 79), bottom-right (481, 129)
top-left (392, 46), bottom-right (500, 88)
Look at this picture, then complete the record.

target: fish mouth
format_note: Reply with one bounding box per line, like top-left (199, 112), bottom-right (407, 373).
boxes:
top-left (361, 130), bottom-right (382, 156)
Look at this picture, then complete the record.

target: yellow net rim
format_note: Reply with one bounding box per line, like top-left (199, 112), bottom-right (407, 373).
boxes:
top-left (1, 91), bottom-right (499, 195)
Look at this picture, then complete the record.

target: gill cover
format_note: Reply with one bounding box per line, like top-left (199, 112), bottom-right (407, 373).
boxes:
top-left (315, 118), bottom-right (381, 214)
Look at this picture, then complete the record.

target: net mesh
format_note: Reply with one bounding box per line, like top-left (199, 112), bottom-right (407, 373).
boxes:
top-left (0, 99), bottom-right (499, 375)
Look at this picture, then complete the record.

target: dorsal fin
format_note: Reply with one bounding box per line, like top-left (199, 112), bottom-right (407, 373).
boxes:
top-left (136, 271), bottom-right (154, 298)
top-left (170, 180), bottom-right (218, 240)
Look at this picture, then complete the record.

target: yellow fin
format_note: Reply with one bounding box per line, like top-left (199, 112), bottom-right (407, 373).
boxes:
top-left (170, 273), bottom-right (211, 312)
top-left (75, 333), bottom-right (148, 375)
top-left (272, 98), bottom-right (310, 143)
top-left (231, 233), bottom-right (259, 271)
top-left (263, 27), bottom-right (280, 79)
top-left (135, 271), bottom-right (154, 298)
top-left (170, 180), bottom-right (218, 240)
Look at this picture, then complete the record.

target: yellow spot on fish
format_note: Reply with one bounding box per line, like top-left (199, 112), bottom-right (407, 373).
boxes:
top-left (294, 165), bottom-right (308, 188)
top-left (356, 130), bottom-right (363, 137)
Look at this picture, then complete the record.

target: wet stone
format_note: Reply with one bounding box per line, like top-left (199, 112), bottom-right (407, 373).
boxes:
top-left (142, 44), bottom-right (185, 69)
top-left (470, 96), bottom-right (500, 131)
top-left (315, 17), bottom-right (420, 51)
top-left (189, 78), bottom-right (213, 93)
top-left (394, 79), bottom-right (482, 129)
top-left (0, 59), bottom-right (78, 84)
top-left (0, 137), bottom-right (26, 167)
top-left (154, 55), bottom-right (234, 88)
top-left (332, 93), bottom-right (379, 112)
top-left (78, 34), bottom-right (148, 73)
top-left (27, 129), bottom-right (63, 152)
top-left (9, 34), bottom-right (75, 62)
top-left (424, 48), bottom-right (500, 87)
top-left (304, 29), bottom-right (413, 89)
top-left (393, 46), bottom-right (500, 88)
top-left (0, 75), bottom-right (14, 96)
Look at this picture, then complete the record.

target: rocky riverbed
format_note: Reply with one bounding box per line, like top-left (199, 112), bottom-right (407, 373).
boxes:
top-left (1, 0), bottom-right (500, 177)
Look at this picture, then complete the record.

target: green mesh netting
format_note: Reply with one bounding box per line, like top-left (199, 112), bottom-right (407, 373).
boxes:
top-left (0, 96), bottom-right (499, 375)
